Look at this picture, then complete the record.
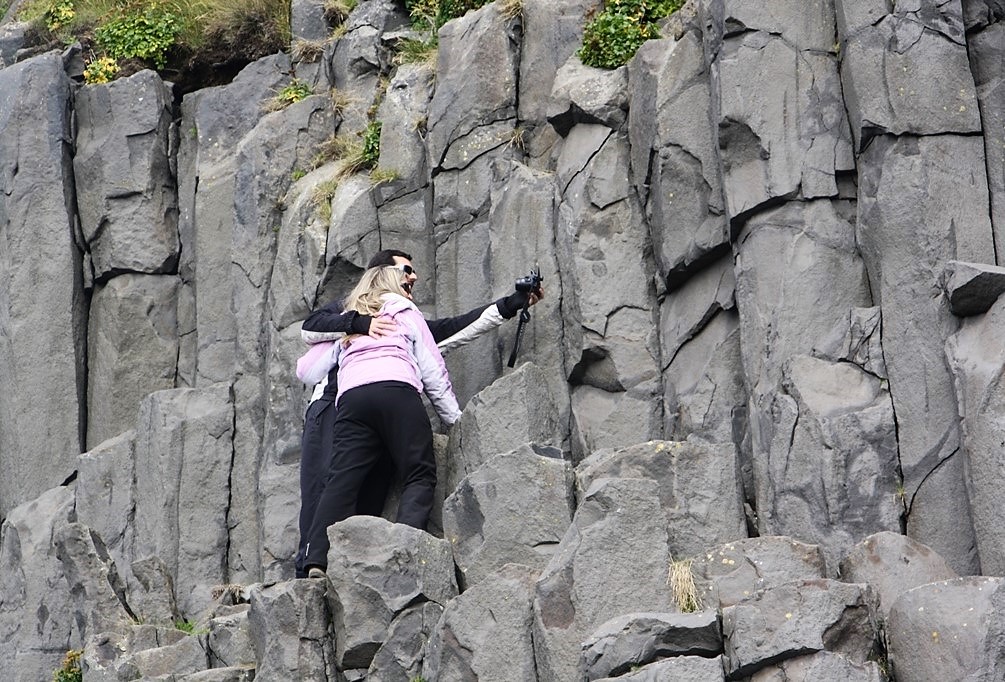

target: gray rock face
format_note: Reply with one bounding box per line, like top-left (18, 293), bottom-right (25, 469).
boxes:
top-left (887, 577), bottom-right (1005, 682)
top-left (839, 531), bottom-right (958, 618)
top-left (722, 579), bottom-right (879, 679)
top-left (556, 128), bottom-right (661, 459)
top-left (247, 579), bottom-right (336, 680)
top-left (322, 516), bottom-right (458, 669)
top-left (661, 256), bottom-right (745, 448)
top-left (0, 486), bottom-right (78, 680)
top-left (367, 601), bottom-right (443, 682)
top-left (750, 651), bottom-right (884, 682)
top-left (757, 354), bottom-right (901, 571)
top-left (442, 445), bottom-right (573, 589)
top-left (422, 563), bottom-right (539, 682)
top-left (327, 0), bottom-right (407, 133)
top-left (533, 478), bottom-right (674, 682)
top-left (596, 655), bottom-right (726, 681)
top-left (0, 21), bottom-right (28, 69)
top-left (581, 611), bottom-right (722, 680)
top-left (836, 0), bottom-right (981, 149)
top-left (857, 133), bottom-right (994, 573)
top-left (576, 438), bottom-right (746, 559)
top-left (207, 606), bottom-right (254, 669)
top-left (548, 58), bottom-right (629, 137)
top-left (966, 15), bottom-right (1005, 248)
top-left (946, 296), bottom-right (1005, 575)
top-left (131, 385), bottom-right (234, 616)
top-left (87, 274), bottom-right (179, 449)
top-left (630, 33), bottom-right (728, 284)
top-left (446, 362), bottom-right (563, 490)
top-left (73, 69), bottom-right (179, 281)
top-left (427, 2), bottom-right (518, 168)
top-left (692, 536), bottom-right (826, 609)
top-left (0, 52), bottom-right (82, 518)
top-left (715, 1), bottom-right (854, 216)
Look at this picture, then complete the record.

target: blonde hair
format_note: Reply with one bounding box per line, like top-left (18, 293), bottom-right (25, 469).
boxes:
top-left (341, 266), bottom-right (408, 345)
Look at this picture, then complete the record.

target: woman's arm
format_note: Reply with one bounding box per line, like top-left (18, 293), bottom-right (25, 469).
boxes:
top-left (403, 309), bottom-right (462, 425)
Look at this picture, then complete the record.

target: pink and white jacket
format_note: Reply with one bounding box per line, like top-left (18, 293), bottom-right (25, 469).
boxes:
top-left (296, 294), bottom-right (462, 425)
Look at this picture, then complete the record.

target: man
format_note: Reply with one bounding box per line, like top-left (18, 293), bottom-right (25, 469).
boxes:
top-left (294, 249), bottom-right (541, 577)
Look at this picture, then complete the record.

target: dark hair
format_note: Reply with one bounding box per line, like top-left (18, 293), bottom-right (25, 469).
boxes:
top-left (367, 249), bottom-right (413, 268)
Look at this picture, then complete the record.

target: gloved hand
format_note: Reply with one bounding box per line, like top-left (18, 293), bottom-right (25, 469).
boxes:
top-left (499, 290), bottom-right (531, 319)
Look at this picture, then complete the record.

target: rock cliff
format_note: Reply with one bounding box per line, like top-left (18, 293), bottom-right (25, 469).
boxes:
top-left (1, 0), bottom-right (1004, 679)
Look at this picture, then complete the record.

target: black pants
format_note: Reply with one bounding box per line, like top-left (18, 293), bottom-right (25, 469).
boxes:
top-left (303, 381), bottom-right (436, 570)
top-left (295, 396), bottom-right (392, 578)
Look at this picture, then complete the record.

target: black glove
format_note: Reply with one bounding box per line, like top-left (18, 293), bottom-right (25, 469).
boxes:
top-left (499, 291), bottom-right (531, 319)
top-left (350, 313), bottom-right (373, 335)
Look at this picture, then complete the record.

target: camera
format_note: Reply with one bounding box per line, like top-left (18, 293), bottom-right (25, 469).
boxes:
top-left (515, 268), bottom-right (543, 294)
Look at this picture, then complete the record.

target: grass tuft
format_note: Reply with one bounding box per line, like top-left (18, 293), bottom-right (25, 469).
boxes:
top-left (668, 558), bottom-right (703, 613)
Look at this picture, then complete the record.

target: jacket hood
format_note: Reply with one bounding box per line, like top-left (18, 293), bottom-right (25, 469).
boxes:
top-left (380, 292), bottom-right (417, 316)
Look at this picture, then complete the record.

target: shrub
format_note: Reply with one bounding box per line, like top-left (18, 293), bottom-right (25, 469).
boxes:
top-left (578, 0), bottom-right (684, 69)
top-left (44, 0), bottom-right (75, 31)
top-left (52, 649), bottom-right (82, 682)
top-left (404, 0), bottom-right (490, 31)
top-left (361, 120), bottom-right (381, 168)
top-left (265, 78), bottom-right (314, 111)
top-left (93, 2), bottom-right (180, 68)
top-left (83, 55), bottom-right (120, 83)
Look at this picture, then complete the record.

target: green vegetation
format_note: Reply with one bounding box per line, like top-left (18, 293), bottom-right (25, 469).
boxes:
top-left (83, 54), bottom-right (119, 82)
top-left (265, 78), bottom-right (314, 111)
top-left (404, 0), bottom-right (490, 32)
top-left (361, 120), bottom-right (381, 168)
top-left (578, 0), bottom-right (684, 69)
top-left (17, 0), bottom-right (290, 85)
top-left (52, 649), bottom-right (82, 682)
top-left (94, 2), bottom-right (179, 68)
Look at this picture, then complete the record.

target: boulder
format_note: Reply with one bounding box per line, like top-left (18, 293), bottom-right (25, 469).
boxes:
top-left (247, 579), bottom-right (336, 680)
top-left (548, 56), bottom-right (629, 137)
top-left (581, 611), bottom-right (722, 680)
top-left (533, 478), bottom-right (674, 682)
top-left (446, 363), bottom-right (564, 491)
top-left (691, 536), bottom-right (826, 609)
top-left (422, 563), bottom-right (539, 682)
top-left (443, 445), bottom-right (573, 589)
top-left (207, 605), bottom-right (255, 669)
top-left (839, 532), bottom-right (958, 618)
top-left (367, 602), bottom-right (443, 682)
top-left (722, 579), bottom-right (879, 679)
top-left (887, 576), bottom-right (1005, 682)
top-left (595, 655), bottom-right (726, 681)
top-left (321, 516), bottom-right (458, 669)
top-left (750, 651), bottom-right (884, 681)
top-left (944, 260), bottom-right (1005, 316)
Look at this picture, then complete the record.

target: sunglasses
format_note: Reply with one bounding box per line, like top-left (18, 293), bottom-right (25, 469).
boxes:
top-left (396, 264), bottom-right (417, 276)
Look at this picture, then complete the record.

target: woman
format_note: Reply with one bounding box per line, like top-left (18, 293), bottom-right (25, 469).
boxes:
top-left (302, 266), bottom-right (461, 576)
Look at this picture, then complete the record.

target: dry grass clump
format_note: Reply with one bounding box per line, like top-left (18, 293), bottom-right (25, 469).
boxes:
top-left (668, 558), bottom-right (703, 613)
